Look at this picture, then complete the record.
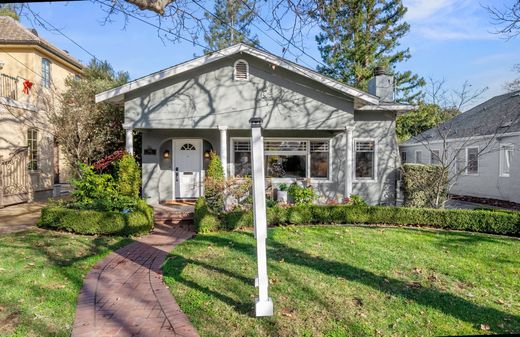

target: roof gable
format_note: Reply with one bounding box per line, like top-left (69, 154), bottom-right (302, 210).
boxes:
top-left (96, 43), bottom-right (384, 106)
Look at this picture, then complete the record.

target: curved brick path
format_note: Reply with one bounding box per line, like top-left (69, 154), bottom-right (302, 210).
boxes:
top-left (71, 222), bottom-right (199, 337)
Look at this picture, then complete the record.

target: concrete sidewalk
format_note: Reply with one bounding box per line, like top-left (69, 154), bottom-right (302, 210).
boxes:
top-left (0, 201), bottom-right (46, 235)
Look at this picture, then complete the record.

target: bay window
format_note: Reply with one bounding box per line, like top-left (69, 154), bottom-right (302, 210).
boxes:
top-left (354, 140), bottom-right (376, 180)
top-left (232, 139), bottom-right (330, 179)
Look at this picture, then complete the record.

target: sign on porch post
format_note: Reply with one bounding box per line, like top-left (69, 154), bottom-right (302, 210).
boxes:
top-left (249, 117), bottom-right (273, 317)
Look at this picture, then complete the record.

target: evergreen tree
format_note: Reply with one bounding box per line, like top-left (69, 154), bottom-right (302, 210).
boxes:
top-left (316, 0), bottom-right (425, 103)
top-left (204, 0), bottom-right (259, 53)
top-left (0, 4), bottom-right (19, 20)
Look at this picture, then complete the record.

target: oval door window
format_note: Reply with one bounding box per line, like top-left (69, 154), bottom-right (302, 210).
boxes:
top-left (180, 143), bottom-right (196, 151)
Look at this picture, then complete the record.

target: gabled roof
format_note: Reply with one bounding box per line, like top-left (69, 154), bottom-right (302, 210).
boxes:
top-left (96, 43), bottom-right (410, 110)
top-left (403, 91), bottom-right (520, 144)
top-left (0, 16), bottom-right (83, 70)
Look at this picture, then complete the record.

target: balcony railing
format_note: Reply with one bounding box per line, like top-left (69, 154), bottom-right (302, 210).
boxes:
top-left (0, 73), bottom-right (19, 100)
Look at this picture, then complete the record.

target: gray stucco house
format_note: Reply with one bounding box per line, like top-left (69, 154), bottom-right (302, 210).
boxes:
top-left (400, 91), bottom-right (520, 204)
top-left (96, 44), bottom-right (411, 205)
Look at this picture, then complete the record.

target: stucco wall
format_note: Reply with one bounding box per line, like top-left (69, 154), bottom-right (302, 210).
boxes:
top-left (0, 44), bottom-right (81, 191)
top-left (400, 134), bottom-right (520, 203)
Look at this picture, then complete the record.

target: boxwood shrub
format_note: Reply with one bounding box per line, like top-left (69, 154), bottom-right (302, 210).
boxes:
top-left (194, 197), bottom-right (519, 236)
top-left (38, 199), bottom-right (154, 236)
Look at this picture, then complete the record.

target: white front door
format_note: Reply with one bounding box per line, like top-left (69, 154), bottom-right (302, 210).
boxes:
top-left (173, 139), bottom-right (202, 199)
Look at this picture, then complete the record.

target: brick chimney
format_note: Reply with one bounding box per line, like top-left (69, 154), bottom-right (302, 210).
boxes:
top-left (368, 66), bottom-right (394, 102)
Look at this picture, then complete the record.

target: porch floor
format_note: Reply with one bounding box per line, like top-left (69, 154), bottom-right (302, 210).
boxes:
top-left (154, 204), bottom-right (195, 224)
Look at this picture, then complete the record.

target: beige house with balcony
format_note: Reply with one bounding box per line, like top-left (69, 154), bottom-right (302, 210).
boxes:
top-left (0, 16), bottom-right (83, 206)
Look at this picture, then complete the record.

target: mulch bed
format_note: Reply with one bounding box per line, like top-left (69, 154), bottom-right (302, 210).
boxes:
top-left (450, 194), bottom-right (520, 211)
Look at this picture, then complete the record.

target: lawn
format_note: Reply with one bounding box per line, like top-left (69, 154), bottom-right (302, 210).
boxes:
top-left (0, 229), bottom-right (131, 337)
top-left (163, 225), bottom-right (520, 337)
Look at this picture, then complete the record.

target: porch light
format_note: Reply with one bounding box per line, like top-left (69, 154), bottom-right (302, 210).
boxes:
top-left (204, 150), bottom-right (211, 159)
top-left (163, 149), bottom-right (170, 159)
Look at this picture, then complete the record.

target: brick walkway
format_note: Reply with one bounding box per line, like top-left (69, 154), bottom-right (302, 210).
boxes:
top-left (71, 222), bottom-right (199, 337)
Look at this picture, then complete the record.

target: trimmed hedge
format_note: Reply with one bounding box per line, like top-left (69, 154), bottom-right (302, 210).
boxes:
top-left (402, 163), bottom-right (448, 208)
top-left (194, 197), bottom-right (221, 233)
top-left (38, 199), bottom-right (154, 236)
top-left (194, 197), bottom-right (519, 236)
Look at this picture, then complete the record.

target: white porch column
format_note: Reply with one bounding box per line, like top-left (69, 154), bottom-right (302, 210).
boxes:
top-left (218, 125), bottom-right (228, 178)
top-left (125, 129), bottom-right (134, 155)
top-left (345, 127), bottom-right (353, 197)
top-left (250, 117), bottom-right (273, 317)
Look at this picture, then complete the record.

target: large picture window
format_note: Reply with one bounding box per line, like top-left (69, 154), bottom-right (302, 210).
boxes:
top-left (355, 140), bottom-right (376, 180)
top-left (232, 139), bottom-right (330, 179)
top-left (27, 128), bottom-right (38, 171)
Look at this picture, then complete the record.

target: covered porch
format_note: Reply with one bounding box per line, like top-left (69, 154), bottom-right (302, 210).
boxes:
top-left (126, 127), bottom-right (355, 205)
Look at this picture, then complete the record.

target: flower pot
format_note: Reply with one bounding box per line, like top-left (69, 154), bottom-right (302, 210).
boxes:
top-left (277, 190), bottom-right (288, 203)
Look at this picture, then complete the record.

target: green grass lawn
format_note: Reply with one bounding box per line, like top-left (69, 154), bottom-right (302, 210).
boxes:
top-left (0, 229), bottom-right (131, 337)
top-left (163, 225), bottom-right (520, 337)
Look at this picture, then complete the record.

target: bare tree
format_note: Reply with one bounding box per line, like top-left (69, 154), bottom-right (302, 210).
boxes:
top-left (485, 0), bottom-right (520, 39)
top-left (400, 81), bottom-right (510, 208)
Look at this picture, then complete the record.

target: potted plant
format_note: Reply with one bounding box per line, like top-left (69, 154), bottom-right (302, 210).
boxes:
top-left (277, 183), bottom-right (289, 203)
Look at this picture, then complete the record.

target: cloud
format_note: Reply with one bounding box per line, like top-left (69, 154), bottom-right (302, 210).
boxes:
top-left (405, 0), bottom-right (456, 21)
top-left (403, 0), bottom-right (494, 41)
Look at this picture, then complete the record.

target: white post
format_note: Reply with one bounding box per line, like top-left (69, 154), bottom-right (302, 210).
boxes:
top-left (345, 127), bottom-right (353, 197)
top-left (250, 117), bottom-right (273, 317)
top-left (126, 129), bottom-right (134, 155)
top-left (218, 125), bottom-right (228, 178)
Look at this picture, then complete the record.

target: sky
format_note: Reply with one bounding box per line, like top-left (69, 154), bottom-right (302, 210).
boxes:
top-left (15, 0), bottom-right (520, 111)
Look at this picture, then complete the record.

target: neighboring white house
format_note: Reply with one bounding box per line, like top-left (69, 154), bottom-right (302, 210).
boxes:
top-left (400, 91), bottom-right (520, 204)
top-left (96, 44), bottom-right (413, 205)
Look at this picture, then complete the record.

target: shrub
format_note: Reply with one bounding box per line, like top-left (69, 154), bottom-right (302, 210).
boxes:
top-left (194, 197), bottom-right (221, 233)
top-left (346, 194), bottom-right (367, 206)
top-left (71, 163), bottom-right (116, 204)
top-left (402, 163), bottom-right (448, 208)
top-left (193, 202), bottom-right (519, 236)
top-left (38, 199), bottom-right (153, 236)
top-left (205, 152), bottom-right (225, 213)
top-left (114, 154), bottom-right (141, 198)
top-left (288, 183), bottom-right (316, 205)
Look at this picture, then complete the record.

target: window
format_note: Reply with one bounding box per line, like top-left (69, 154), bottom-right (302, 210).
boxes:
top-left (180, 143), bottom-right (196, 151)
top-left (500, 144), bottom-right (513, 177)
top-left (400, 151), bottom-right (407, 163)
top-left (41, 58), bottom-right (51, 88)
top-left (27, 129), bottom-right (38, 171)
top-left (234, 59), bottom-right (249, 80)
top-left (415, 151), bottom-right (422, 163)
top-left (466, 147), bottom-right (479, 174)
top-left (231, 139), bottom-right (330, 179)
top-left (430, 150), bottom-right (440, 165)
top-left (233, 141), bottom-right (251, 177)
top-left (310, 141), bottom-right (329, 178)
top-left (355, 140), bottom-right (375, 180)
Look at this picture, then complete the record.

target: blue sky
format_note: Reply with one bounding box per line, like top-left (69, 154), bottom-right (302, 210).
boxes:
top-left (18, 0), bottom-right (520, 110)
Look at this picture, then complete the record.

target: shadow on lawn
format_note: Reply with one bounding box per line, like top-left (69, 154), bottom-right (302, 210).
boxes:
top-left (164, 230), bottom-right (519, 334)
top-left (0, 231), bottom-right (131, 337)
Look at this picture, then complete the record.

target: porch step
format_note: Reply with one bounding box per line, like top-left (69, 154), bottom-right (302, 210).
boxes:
top-left (153, 204), bottom-right (195, 225)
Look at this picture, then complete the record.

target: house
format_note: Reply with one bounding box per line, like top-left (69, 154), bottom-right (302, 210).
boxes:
top-left (96, 44), bottom-right (412, 205)
top-left (400, 91), bottom-right (520, 204)
top-left (0, 16), bottom-right (83, 206)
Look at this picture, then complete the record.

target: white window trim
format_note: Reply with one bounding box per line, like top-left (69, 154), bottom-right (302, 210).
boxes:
top-left (415, 150), bottom-right (422, 164)
top-left (353, 138), bottom-right (377, 183)
top-left (41, 58), bottom-right (51, 88)
top-left (27, 128), bottom-right (38, 172)
top-left (465, 146), bottom-right (479, 175)
top-left (430, 149), bottom-right (440, 165)
top-left (230, 137), bottom-right (332, 182)
top-left (233, 59), bottom-right (249, 81)
top-left (499, 143), bottom-right (513, 177)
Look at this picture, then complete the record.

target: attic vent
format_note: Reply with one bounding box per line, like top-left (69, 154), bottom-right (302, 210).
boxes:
top-left (234, 59), bottom-right (249, 81)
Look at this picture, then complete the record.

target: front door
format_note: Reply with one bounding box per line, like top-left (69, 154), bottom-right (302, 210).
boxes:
top-left (173, 140), bottom-right (202, 199)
